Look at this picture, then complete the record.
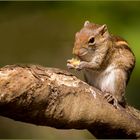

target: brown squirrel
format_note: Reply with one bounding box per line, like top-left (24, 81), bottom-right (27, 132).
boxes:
top-left (67, 21), bottom-right (135, 108)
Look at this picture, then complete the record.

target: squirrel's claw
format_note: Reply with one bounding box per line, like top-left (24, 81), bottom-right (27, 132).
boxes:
top-left (104, 93), bottom-right (120, 109)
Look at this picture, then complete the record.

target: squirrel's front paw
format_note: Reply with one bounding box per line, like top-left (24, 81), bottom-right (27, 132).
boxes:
top-left (75, 61), bottom-right (87, 70)
top-left (67, 63), bottom-right (75, 69)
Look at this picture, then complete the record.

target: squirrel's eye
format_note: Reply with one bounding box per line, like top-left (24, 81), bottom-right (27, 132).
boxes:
top-left (88, 37), bottom-right (95, 45)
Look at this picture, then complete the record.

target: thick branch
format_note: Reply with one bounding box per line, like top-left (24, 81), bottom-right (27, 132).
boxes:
top-left (0, 65), bottom-right (140, 138)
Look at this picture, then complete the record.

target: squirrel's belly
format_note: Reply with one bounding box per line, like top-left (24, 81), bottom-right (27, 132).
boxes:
top-left (84, 67), bottom-right (116, 94)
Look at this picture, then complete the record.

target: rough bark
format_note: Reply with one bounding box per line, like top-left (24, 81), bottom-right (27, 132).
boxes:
top-left (0, 64), bottom-right (140, 138)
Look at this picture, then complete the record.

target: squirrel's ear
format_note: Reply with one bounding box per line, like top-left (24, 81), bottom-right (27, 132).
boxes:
top-left (84, 21), bottom-right (90, 27)
top-left (97, 24), bottom-right (107, 33)
top-left (97, 24), bottom-right (109, 37)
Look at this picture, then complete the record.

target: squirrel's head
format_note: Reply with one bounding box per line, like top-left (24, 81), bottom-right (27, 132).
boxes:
top-left (73, 21), bottom-right (110, 61)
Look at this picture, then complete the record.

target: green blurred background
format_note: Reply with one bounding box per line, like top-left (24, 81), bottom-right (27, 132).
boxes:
top-left (0, 1), bottom-right (140, 139)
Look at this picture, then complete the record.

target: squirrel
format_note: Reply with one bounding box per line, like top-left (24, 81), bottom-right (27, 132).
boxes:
top-left (67, 21), bottom-right (135, 108)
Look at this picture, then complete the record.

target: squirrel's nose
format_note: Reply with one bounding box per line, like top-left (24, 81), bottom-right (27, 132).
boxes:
top-left (73, 47), bottom-right (80, 56)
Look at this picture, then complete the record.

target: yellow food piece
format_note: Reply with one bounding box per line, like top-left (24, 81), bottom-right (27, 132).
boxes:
top-left (69, 58), bottom-right (80, 66)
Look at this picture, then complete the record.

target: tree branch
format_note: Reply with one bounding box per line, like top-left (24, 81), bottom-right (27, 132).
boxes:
top-left (0, 65), bottom-right (140, 138)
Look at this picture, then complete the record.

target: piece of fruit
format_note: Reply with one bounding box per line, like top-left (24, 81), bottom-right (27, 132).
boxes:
top-left (68, 58), bottom-right (80, 66)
